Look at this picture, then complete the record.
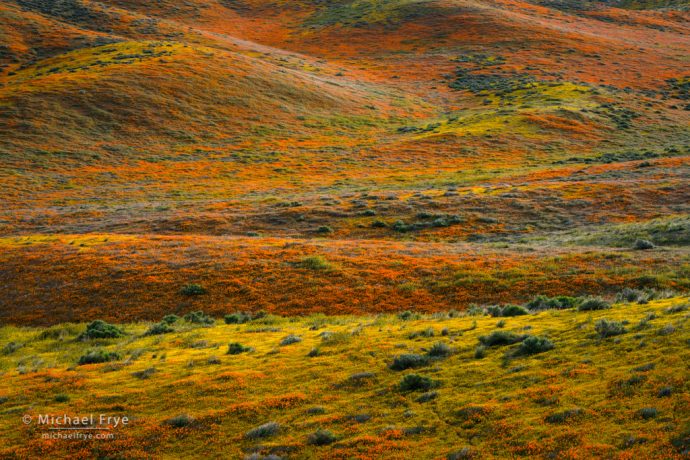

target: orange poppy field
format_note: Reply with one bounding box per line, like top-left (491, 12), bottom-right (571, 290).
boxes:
top-left (0, 0), bottom-right (688, 458)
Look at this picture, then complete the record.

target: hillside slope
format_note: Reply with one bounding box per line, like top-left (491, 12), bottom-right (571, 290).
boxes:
top-left (0, 0), bottom-right (688, 324)
top-left (0, 297), bottom-right (687, 458)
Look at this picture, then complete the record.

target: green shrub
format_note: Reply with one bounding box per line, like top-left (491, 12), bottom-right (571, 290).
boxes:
top-left (478, 331), bottom-right (525, 347)
top-left (2, 342), bottom-right (23, 355)
top-left (280, 335), bottom-right (302, 346)
top-left (487, 304), bottom-right (529, 317)
top-left (162, 314), bottom-right (180, 325)
top-left (300, 255), bottom-right (332, 270)
top-left (180, 284), bottom-right (206, 296)
top-left (545, 408), bottom-right (582, 424)
top-left (408, 327), bottom-right (434, 339)
top-left (78, 349), bottom-right (121, 365)
top-left (164, 414), bottom-right (194, 428)
top-left (447, 448), bottom-right (476, 459)
top-left (245, 421), bottom-right (280, 439)
top-left (316, 225), bottom-right (334, 234)
top-left (390, 354), bottom-right (429, 371)
top-left (132, 367), bottom-right (157, 379)
top-left (224, 312), bottom-right (251, 324)
top-left (416, 391), bottom-right (438, 403)
top-left (428, 342), bottom-right (452, 358)
top-left (144, 322), bottom-right (174, 336)
top-left (474, 345), bottom-right (487, 359)
top-left (527, 295), bottom-right (581, 310)
top-left (595, 319), bottom-right (626, 338)
top-left (227, 342), bottom-right (251, 355)
top-left (78, 320), bottom-right (124, 340)
top-left (515, 336), bottom-right (554, 356)
top-left (578, 297), bottom-right (611, 311)
top-left (308, 429), bottom-right (337, 446)
top-left (502, 305), bottom-right (529, 317)
top-left (399, 374), bottom-right (436, 392)
top-left (634, 239), bottom-right (655, 250)
top-left (371, 220), bottom-right (387, 228)
top-left (184, 311), bottom-right (214, 325)
top-left (638, 407), bottom-right (658, 419)
top-left (397, 310), bottom-right (420, 321)
top-left (54, 394), bottom-right (70, 403)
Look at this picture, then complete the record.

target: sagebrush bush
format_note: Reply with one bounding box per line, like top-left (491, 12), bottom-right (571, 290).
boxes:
top-left (300, 255), bottom-right (332, 270)
top-left (545, 408), bottom-right (582, 424)
top-left (245, 421), bottom-right (280, 439)
top-left (526, 295), bottom-right (581, 310)
top-left (180, 284), bottom-right (206, 296)
top-left (634, 239), bottom-right (655, 250)
top-left (227, 342), bottom-right (251, 354)
top-left (162, 314), bottom-right (180, 325)
top-left (478, 331), bottom-right (525, 347)
top-left (316, 225), bottom-right (334, 234)
top-left (578, 297), bottom-right (611, 311)
top-left (515, 336), bottom-right (554, 356)
top-left (307, 429), bottom-right (337, 445)
top-left (502, 305), bottom-right (529, 317)
top-left (164, 414), bottom-right (194, 428)
top-left (144, 322), bottom-right (174, 336)
top-left (397, 310), bottom-right (419, 321)
top-left (474, 345), bottom-right (487, 359)
top-left (78, 349), bottom-right (121, 365)
top-left (409, 328), bottom-right (435, 339)
top-left (184, 311), bottom-right (214, 325)
top-left (2, 342), bottom-right (23, 355)
top-left (595, 319), bottom-right (626, 338)
top-left (638, 407), bottom-right (658, 419)
top-left (399, 374), bottom-right (436, 392)
top-left (390, 354), bottom-right (429, 371)
top-left (78, 320), bottom-right (124, 340)
top-left (488, 304), bottom-right (528, 317)
top-left (428, 342), bottom-right (452, 358)
top-left (280, 334), bottom-right (302, 346)
top-left (224, 312), bottom-right (251, 324)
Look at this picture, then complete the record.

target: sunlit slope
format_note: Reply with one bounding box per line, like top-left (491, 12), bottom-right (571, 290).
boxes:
top-left (0, 297), bottom-right (687, 458)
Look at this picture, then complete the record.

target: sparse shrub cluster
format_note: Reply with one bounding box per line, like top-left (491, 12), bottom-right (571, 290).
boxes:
top-left (616, 287), bottom-right (676, 304)
top-left (184, 311), bottom-right (214, 325)
top-left (390, 215), bottom-right (462, 233)
top-left (526, 295), bottom-right (581, 311)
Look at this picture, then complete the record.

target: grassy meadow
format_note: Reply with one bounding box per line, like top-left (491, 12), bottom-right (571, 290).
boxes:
top-left (0, 296), bottom-right (688, 458)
